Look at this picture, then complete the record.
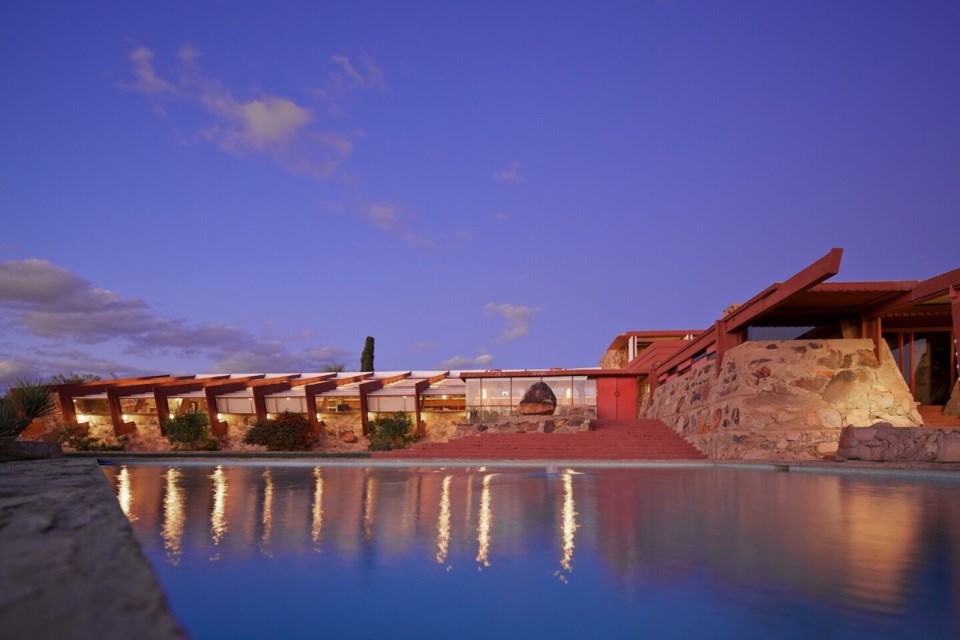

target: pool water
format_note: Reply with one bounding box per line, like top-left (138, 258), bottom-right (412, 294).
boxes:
top-left (101, 463), bottom-right (960, 639)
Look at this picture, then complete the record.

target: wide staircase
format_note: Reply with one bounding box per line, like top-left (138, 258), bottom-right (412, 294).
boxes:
top-left (918, 405), bottom-right (960, 427)
top-left (372, 419), bottom-right (707, 461)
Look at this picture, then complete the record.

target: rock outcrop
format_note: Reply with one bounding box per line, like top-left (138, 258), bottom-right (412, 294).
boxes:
top-left (645, 339), bottom-right (922, 460)
top-left (516, 382), bottom-right (557, 416)
top-left (837, 424), bottom-right (960, 462)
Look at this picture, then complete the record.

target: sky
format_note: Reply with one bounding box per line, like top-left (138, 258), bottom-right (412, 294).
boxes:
top-left (1, 1), bottom-right (958, 389)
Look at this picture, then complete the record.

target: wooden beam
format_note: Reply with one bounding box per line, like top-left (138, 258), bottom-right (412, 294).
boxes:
top-left (203, 376), bottom-right (267, 436)
top-left (867, 268), bottom-right (960, 318)
top-left (153, 375), bottom-right (231, 428)
top-left (413, 372), bottom-right (449, 437)
top-left (723, 248), bottom-right (844, 333)
top-left (251, 374), bottom-right (338, 423)
top-left (358, 373), bottom-right (411, 435)
top-left (304, 373), bottom-right (373, 437)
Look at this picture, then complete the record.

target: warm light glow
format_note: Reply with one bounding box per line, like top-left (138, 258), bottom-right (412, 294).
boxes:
top-left (363, 475), bottom-right (378, 540)
top-left (216, 413), bottom-right (224, 421)
top-left (565, 388), bottom-right (571, 399)
top-left (311, 467), bottom-right (324, 547)
top-left (261, 469), bottom-right (274, 554)
top-left (559, 472), bottom-right (578, 578)
top-left (117, 465), bottom-right (136, 522)
top-left (210, 465), bottom-right (227, 547)
top-left (316, 413), bottom-right (322, 421)
top-left (76, 414), bottom-right (87, 422)
top-left (476, 474), bottom-right (493, 568)
top-left (121, 414), bottom-right (129, 422)
top-left (481, 389), bottom-right (487, 400)
top-left (162, 467), bottom-right (184, 564)
top-left (436, 475), bottom-right (452, 565)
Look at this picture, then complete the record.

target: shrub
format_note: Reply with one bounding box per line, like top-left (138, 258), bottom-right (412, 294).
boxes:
top-left (165, 410), bottom-right (219, 451)
top-left (368, 412), bottom-right (416, 451)
top-left (243, 411), bottom-right (312, 451)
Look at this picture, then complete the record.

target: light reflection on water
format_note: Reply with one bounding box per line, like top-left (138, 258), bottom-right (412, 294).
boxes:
top-left (104, 464), bottom-right (960, 640)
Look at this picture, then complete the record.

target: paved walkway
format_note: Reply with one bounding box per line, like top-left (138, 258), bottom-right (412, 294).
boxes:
top-left (0, 459), bottom-right (185, 639)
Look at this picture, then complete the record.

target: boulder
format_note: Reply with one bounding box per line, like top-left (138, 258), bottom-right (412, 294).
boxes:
top-left (339, 431), bottom-right (359, 444)
top-left (516, 382), bottom-right (557, 416)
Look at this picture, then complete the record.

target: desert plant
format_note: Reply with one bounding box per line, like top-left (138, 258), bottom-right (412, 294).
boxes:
top-left (368, 412), bottom-right (415, 451)
top-left (165, 410), bottom-right (219, 450)
top-left (0, 379), bottom-right (56, 439)
top-left (48, 372), bottom-right (101, 385)
top-left (243, 411), bottom-right (312, 451)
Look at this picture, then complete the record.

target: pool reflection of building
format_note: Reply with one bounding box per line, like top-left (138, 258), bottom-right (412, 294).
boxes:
top-left (104, 466), bottom-right (960, 615)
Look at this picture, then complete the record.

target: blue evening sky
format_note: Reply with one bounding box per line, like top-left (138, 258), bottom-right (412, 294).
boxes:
top-left (1, 1), bottom-right (957, 386)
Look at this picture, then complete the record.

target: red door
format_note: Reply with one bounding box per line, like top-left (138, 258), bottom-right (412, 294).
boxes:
top-left (597, 377), bottom-right (637, 420)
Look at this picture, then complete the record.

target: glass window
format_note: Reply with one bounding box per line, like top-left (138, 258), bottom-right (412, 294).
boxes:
top-left (543, 377), bottom-right (572, 406)
top-left (265, 397), bottom-right (306, 414)
top-left (74, 398), bottom-right (109, 415)
top-left (319, 396), bottom-right (361, 412)
top-left (216, 397), bottom-right (254, 414)
top-left (465, 379), bottom-right (482, 408)
top-left (510, 378), bottom-right (540, 404)
top-left (421, 395), bottom-right (465, 412)
top-left (119, 398), bottom-right (157, 414)
top-left (482, 379), bottom-right (511, 407)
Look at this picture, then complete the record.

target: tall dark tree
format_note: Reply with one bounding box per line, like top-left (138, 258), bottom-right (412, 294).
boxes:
top-left (360, 336), bottom-right (375, 372)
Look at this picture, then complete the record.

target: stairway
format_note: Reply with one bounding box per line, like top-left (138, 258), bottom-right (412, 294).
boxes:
top-left (372, 419), bottom-right (707, 461)
top-left (918, 405), bottom-right (960, 427)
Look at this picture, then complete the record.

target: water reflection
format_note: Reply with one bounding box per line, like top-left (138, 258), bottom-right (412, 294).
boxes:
top-left (436, 475), bottom-right (452, 566)
top-left (558, 472), bottom-right (577, 582)
top-left (161, 467), bottom-right (184, 564)
top-left (117, 465), bottom-right (135, 522)
top-left (104, 464), bottom-right (960, 635)
top-left (261, 469), bottom-right (273, 555)
top-left (311, 467), bottom-right (324, 549)
top-left (476, 474), bottom-right (493, 569)
top-left (210, 466), bottom-right (227, 548)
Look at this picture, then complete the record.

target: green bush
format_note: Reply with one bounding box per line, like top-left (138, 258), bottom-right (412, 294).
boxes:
top-left (368, 412), bottom-right (416, 451)
top-left (165, 410), bottom-right (219, 451)
top-left (243, 411), bottom-right (312, 451)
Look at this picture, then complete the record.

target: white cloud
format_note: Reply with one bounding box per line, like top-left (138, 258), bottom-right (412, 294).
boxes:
top-left (127, 45), bottom-right (362, 179)
top-left (493, 161), bottom-right (523, 184)
top-left (0, 259), bottom-right (350, 382)
top-left (128, 47), bottom-right (175, 94)
top-left (484, 302), bottom-right (541, 342)
top-left (363, 202), bottom-right (432, 247)
top-left (330, 54), bottom-right (386, 91)
top-left (439, 353), bottom-right (494, 369)
top-left (414, 342), bottom-right (435, 351)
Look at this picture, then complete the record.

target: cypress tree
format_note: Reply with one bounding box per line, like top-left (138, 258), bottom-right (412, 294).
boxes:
top-left (360, 336), bottom-right (375, 372)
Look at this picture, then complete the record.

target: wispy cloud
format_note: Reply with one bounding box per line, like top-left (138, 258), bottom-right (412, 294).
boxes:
top-left (484, 302), bottom-right (540, 342)
top-left (493, 161), bottom-right (523, 184)
top-left (126, 45), bottom-right (378, 179)
top-left (439, 353), bottom-right (494, 369)
top-left (414, 342), bottom-right (435, 351)
top-left (363, 202), bottom-right (432, 247)
top-left (0, 259), bottom-right (350, 387)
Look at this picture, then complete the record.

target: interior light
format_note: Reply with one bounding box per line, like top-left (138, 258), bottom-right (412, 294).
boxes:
top-left (216, 413), bottom-right (224, 421)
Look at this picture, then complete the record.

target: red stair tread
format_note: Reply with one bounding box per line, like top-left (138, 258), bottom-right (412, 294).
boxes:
top-left (373, 419), bottom-right (706, 461)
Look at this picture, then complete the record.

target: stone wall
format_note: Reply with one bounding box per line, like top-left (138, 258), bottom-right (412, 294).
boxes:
top-left (452, 413), bottom-right (592, 439)
top-left (420, 411), bottom-right (466, 443)
top-left (645, 339), bottom-right (922, 460)
top-left (600, 346), bottom-right (627, 369)
top-left (837, 424), bottom-right (960, 462)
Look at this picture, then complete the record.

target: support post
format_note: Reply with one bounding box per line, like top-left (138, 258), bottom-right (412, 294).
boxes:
top-left (861, 316), bottom-right (883, 364)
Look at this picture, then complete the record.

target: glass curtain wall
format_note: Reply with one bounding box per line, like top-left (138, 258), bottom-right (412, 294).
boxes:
top-left (466, 376), bottom-right (597, 421)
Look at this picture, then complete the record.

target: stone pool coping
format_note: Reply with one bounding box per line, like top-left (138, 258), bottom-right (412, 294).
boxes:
top-left (0, 458), bottom-right (186, 640)
top-left (80, 451), bottom-right (960, 476)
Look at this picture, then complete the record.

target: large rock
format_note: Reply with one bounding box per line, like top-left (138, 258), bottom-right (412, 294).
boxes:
top-left (516, 382), bottom-right (557, 416)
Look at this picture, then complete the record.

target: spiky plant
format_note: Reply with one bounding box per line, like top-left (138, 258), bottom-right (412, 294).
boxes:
top-left (0, 379), bottom-right (56, 438)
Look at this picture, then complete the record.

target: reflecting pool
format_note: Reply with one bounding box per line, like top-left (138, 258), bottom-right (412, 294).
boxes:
top-left (101, 463), bottom-right (960, 639)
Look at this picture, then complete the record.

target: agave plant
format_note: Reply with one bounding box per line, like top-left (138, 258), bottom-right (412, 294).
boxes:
top-left (0, 379), bottom-right (56, 439)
